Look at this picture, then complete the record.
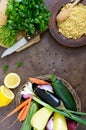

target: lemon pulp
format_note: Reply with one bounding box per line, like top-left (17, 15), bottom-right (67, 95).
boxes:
top-left (4, 73), bottom-right (21, 89)
top-left (0, 85), bottom-right (14, 107)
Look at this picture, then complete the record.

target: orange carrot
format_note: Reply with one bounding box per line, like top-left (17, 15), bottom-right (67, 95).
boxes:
top-left (0, 98), bottom-right (30, 123)
top-left (18, 105), bottom-right (27, 121)
top-left (29, 77), bottom-right (50, 85)
top-left (18, 97), bottom-right (32, 121)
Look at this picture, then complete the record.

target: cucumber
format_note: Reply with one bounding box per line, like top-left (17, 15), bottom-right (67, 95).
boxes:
top-left (50, 75), bottom-right (77, 111)
top-left (21, 101), bottom-right (39, 130)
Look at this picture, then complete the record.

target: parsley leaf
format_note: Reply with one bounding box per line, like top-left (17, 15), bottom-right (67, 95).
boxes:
top-left (3, 65), bottom-right (9, 71)
top-left (17, 61), bottom-right (22, 68)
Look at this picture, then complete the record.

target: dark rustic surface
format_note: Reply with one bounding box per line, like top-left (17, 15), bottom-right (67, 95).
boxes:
top-left (0, 0), bottom-right (86, 130)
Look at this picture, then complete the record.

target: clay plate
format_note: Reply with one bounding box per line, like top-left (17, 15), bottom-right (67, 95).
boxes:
top-left (49, 0), bottom-right (86, 47)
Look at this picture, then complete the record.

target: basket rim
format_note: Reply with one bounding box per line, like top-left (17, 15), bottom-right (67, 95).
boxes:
top-left (16, 74), bottom-right (81, 112)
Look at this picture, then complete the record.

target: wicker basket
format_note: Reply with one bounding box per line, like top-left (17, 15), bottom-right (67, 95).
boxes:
top-left (16, 75), bottom-right (81, 112)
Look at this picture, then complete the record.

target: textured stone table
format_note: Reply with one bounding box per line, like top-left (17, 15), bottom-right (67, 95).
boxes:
top-left (0, 0), bottom-right (86, 129)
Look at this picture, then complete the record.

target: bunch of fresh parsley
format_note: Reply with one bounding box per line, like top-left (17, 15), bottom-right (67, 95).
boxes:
top-left (0, 0), bottom-right (50, 47)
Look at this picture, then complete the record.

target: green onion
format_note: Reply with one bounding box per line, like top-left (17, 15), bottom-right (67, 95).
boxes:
top-left (63, 109), bottom-right (86, 116)
top-left (33, 96), bottom-right (86, 126)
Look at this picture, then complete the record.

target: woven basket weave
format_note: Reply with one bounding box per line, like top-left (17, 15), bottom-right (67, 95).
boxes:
top-left (16, 75), bottom-right (81, 112)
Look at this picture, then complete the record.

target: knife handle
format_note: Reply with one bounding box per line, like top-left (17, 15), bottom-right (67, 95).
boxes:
top-left (16, 34), bottom-right (40, 52)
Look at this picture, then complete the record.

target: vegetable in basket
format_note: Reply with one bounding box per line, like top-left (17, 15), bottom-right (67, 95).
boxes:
top-left (1, 74), bottom-right (86, 130)
top-left (32, 83), bottom-right (60, 107)
top-left (31, 107), bottom-right (53, 130)
top-left (53, 112), bottom-right (68, 130)
top-left (21, 101), bottom-right (39, 130)
top-left (50, 75), bottom-right (77, 111)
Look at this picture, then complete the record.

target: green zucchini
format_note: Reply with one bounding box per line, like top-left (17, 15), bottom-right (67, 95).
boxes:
top-left (50, 75), bottom-right (77, 111)
top-left (21, 101), bottom-right (39, 130)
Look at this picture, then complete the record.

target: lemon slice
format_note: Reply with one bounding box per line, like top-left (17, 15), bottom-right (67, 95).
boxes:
top-left (0, 85), bottom-right (14, 107)
top-left (4, 73), bottom-right (21, 89)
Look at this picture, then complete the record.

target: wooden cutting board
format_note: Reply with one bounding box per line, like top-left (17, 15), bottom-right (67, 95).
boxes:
top-left (0, 30), bottom-right (40, 51)
top-left (0, 0), bottom-right (7, 25)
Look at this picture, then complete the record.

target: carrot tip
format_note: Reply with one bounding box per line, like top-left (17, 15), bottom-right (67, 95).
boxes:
top-left (0, 117), bottom-right (7, 123)
top-left (7, 119), bottom-right (18, 128)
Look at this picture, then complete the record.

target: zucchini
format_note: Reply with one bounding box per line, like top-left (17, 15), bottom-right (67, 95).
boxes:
top-left (50, 75), bottom-right (77, 111)
top-left (21, 101), bottom-right (39, 130)
top-left (32, 83), bottom-right (60, 107)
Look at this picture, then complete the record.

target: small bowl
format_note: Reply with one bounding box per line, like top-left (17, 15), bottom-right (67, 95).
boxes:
top-left (49, 0), bottom-right (86, 47)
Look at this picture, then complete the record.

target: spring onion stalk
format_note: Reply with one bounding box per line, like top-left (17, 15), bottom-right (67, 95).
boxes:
top-left (33, 96), bottom-right (86, 126)
top-left (64, 109), bottom-right (86, 116)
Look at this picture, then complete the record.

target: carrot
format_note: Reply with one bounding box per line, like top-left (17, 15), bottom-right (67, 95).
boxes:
top-left (18, 97), bottom-right (32, 121)
top-left (18, 105), bottom-right (27, 122)
top-left (29, 77), bottom-right (50, 85)
top-left (0, 98), bottom-right (30, 123)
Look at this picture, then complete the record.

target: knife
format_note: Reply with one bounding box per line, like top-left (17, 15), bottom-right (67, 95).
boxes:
top-left (1, 37), bottom-right (28, 58)
top-left (1, 34), bottom-right (40, 58)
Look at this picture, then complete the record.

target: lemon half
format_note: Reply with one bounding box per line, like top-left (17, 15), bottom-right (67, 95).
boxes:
top-left (4, 73), bottom-right (21, 89)
top-left (0, 85), bottom-right (14, 107)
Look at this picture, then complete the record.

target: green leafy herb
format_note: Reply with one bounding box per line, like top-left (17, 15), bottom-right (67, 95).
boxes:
top-left (0, 0), bottom-right (51, 47)
top-left (3, 65), bottom-right (9, 71)
top-left (0, 26), bottom-right (17, 47)
top-left (17, 61), bottom-right (22, 68)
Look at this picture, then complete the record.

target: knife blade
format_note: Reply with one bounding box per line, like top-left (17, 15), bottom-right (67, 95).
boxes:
top-left (1, 37), bottom-right (28, 58)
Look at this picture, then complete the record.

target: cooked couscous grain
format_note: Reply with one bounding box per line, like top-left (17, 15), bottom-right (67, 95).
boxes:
top-left (57, 3), bottom-right (86, 39)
